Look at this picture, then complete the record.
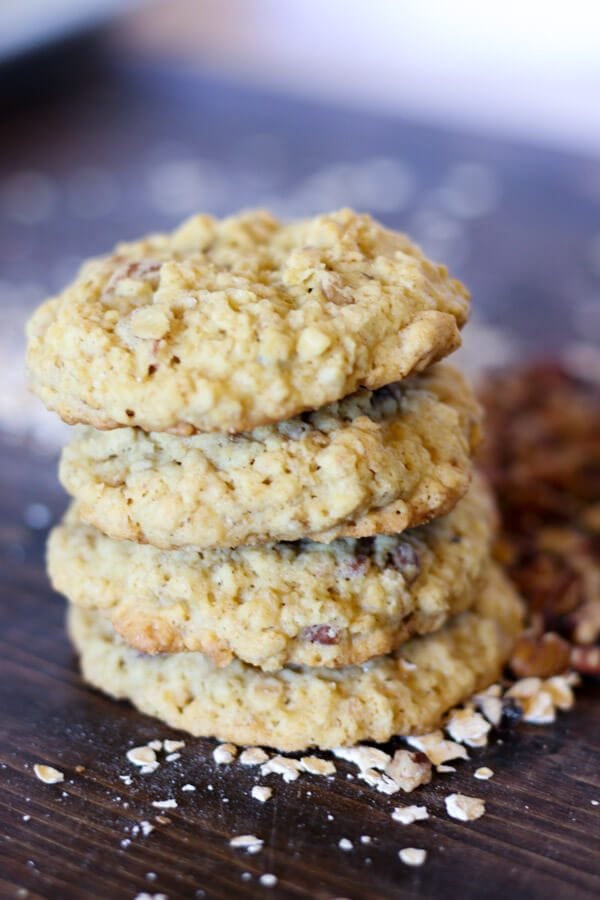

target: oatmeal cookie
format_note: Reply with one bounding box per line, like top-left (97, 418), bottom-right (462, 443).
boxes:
top-left (27, 209), bottom-right (469, 433)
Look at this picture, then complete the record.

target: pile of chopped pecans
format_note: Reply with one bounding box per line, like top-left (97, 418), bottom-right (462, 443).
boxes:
top-left (479, 361), bottom-right (600, 678)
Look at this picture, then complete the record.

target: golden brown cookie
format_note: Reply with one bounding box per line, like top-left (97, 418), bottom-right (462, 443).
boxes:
top-left (27, 209), bottom-right (469, 433)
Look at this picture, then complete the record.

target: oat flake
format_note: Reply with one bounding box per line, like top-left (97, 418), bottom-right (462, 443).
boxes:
top-left (33, 764), bottom-right (64, 784)
top-left (445, 793), bottom-right (486, 822)
top-left (399, 847), bottom-right (427, 866)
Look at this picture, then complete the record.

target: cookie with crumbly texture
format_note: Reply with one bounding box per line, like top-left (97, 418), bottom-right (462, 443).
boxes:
top-left (49, 476), bottom-right (494, 670)
top-left (27, 209), bottom-right (469, 434)
top-left (59, 364), bottom-right (480, 550)
top-left (67, 563), bottom-right (523, 751)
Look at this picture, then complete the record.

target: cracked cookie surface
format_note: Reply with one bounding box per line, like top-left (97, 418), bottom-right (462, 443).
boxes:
top-left (27, 209), bottom-right (469, 433)
top-left (67, 562), bottom-right (523, 750)
top-left (50, 476), bottom-right (495, 670)
top-left (59, 364), bottom-right (480, 549)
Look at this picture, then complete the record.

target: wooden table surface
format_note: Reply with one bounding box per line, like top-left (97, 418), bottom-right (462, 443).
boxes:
top-left (0, 35), bottom-right (599, 900)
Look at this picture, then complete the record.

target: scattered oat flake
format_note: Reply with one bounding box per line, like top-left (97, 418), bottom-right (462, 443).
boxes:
top-left (385, 749), bottom-right (432, 793)
top-left (445, 793), bottom-right (486, 822)
top-left (134, 894), bottom-right (167, 900)
top-left (474, 767), bottom-right (494, 780)
top-left (119, 774), bottom-right (133, 785)
top-left (181, 784), bottom-right (196, 792)
top-left (259, 874), bottom-right (277, 888)
top-left (152, 799), bottom-right (177, 810)
top-left (437, 765), bottom-right (456, 773)
top-left (140, 763), bottom-right (159, 775)
top-left (591, 800), bottom-right (599, 806)
top-left (260, 756), bottom-right (303, 783)
top-left (356, 767), bottom-right (381, 788)
top-left (127, 747), bottom-right (157, 767)
top-left (338, 838), bottom-right (353, 851)
top-left (374, 773), bottom-right (403, 795)
top-left (140, 821), bottom-right (155, 836)
top-left (22, 815), bottom-right (31, 822)
top-left (545, 675), bottom-right (575, 710)
top-left (165, 753), bottom-right (180, 762)
top-left (333, 746), bottom-right (391, 771)
top-left (392, 805), bottom-right (429, 825)
top-left (213, 743), bottom-right (237, 765)
top-left (230, 834), bottom-right (263, 851)
top-left (239, 747), bottom-right (269, 766)
top-left (406, 731), bottom-right (469, 766)
top-left (33, 765), bottom-right (64, 784)
top-left (163, 740), bottom-right (185, 753)
top-left (300, 756), bottom-right (336, 776)
top-left (147, 740), bottom-right (162, 752)
top-left (399, 847), bottom-right (427, 866)
top-left (506, 677), bottom-right (543, 699)
top-left (251, 785), bottom-right (272, 803)
top-left (521, 690), bottom-right (556, 724)
top-left (474, 693), bottom-right (503, 727)
top-left (446, 708), bottom-right (491, 747)
top-left (360, 835), bottom-right (372, 845)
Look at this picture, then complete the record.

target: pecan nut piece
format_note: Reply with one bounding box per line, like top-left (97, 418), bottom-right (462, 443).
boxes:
top-left (510, 631), bottom-right (572, 678)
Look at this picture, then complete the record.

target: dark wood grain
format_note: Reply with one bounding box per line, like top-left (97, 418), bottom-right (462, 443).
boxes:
top-left (1, 37), bottom-right (599, 900)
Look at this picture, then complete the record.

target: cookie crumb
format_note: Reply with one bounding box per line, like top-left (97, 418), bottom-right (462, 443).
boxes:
top-left (140, 821), bottom-right (155, 836)
top-left (474, 767), bottom-right (494, 780)
top-left (445, 793), bottom-right (486, 821)
top-left (165, 753), bottom-right (181, 762)
top-left (338, 838), bottom-right (353, 851)
top-left (399, 847), bottom-right (427, 866)
top-left (213, 743), bottom-right (237, 765)
top-left (181, 784), bottom-right (196, 792)
top-left (251, 785), bottom-right (272, 803)
top-left (437, 765), bottom-right (456, 773)
top-left (33, 764), bottom-right (64, 784)
top-left (360, 835), bottom-right (372, 845)
top-left (163, 740), bottom-right (185, 753)
top-left (391, 805), bottom-right (429, 825)
top-left (147, 740), bottom-right (163, 752)
top-left (259, 874), bottom-right (277, 888)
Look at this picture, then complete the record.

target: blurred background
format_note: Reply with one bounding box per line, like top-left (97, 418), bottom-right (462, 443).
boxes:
top-left (1, 0), bottom-right (600, 452)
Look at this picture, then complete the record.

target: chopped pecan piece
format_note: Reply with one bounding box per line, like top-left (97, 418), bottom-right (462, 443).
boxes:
top-left (301, 624), bottom-right (340, 645)
top-left (510, 631), bottom-right (571, 678)
top-left (389, 543), bottom-right (421, 583)
top-left (571, 644), bottom-right (600, 676)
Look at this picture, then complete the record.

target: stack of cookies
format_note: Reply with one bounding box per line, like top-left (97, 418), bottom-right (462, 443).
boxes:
top-left (26, 209), bottom-right (522, 751)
